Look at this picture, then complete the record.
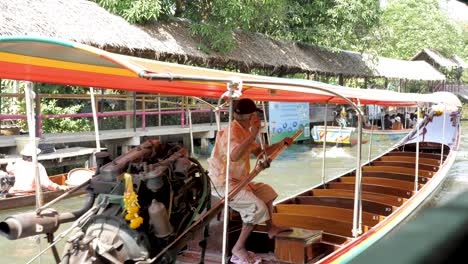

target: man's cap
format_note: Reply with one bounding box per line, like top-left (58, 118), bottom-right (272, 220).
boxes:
top-left (395, 116), bottom-right (401, 122)
top-left (20, 142), bottom-right (41, 156)
top-left (233, 98), bottom-right (263, 115)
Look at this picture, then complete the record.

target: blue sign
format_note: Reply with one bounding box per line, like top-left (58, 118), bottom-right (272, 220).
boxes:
top-left (269, 102), bottom-right (310, 143)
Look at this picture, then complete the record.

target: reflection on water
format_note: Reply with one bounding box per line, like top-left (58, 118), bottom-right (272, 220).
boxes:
top-left (1, 122), bottom-right (467, 263)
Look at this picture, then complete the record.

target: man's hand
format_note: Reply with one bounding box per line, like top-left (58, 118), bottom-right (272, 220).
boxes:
top-left (283, 137), bottom-right (293, 146)
top-left (57, 185), bottom-right (70, 191)
top-left (249, 114), bottom-right (261, 137)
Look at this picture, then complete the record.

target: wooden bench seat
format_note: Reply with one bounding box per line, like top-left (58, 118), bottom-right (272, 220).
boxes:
top-left (275, 204), bottom-right (383, 227)
top-left (362, 165), bottom-right (434, 178)
top-left (372, 160), bottom-right (438, 172)
top-left (272, 213), bottom-right (368, 238)
top-left (360, 171), bottom-right (429, 184)
top-left (295, 196), bottom-right (395, 216)
top-left (310, 189), bottom-right (405, 207)
top-left (340, 176), bottom-right (422, 191)
top-left (327, 182), bottom-right (413, 199)
top-left (387, 151), bottom-right (445, 160)
top-left (379, 155), bottom-right (441, 167)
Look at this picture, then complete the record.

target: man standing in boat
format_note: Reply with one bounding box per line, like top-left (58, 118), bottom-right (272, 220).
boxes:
top-left (208, 98), bottom-right (292, 264)
top-left (6, 142), bottom-right (68, 194)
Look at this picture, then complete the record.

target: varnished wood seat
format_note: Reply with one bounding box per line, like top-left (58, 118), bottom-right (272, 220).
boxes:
top-left (372, 160), bottom-right (438, 172)
top-left (327, 182), bottom-right (413, 199)
top-left (275, 204), bottom-right (383, 227)
top-left (295, 196), bottom-right (395, 216)
top-left (362, 165), bottom-right (434, 178)
top-left (379, 155), bottom-right (441, 167)
top-left (360, 171), bottom-right (429, 184)
top-left (340, 176), bottom-right (422, 191)
top-left (387, 151), bottom-right (445, 160)
top-left (272, 213), bottom-right (368, 238)
top-left (310, 189), bottom-right (405, 207)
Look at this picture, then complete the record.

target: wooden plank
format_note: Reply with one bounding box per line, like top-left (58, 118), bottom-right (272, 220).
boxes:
top-left (327, 182), bottom-right (413, 199)
top-left (295, 196), bottom-right (394, 216)
top-left (379, 156), bottom-right (440, 167)
top-left (340, 176), bottom-right (422, 191)
top-left (310, 189), bottom-right (404, 207)
top-left (273, 213), bottom-right (369, 238)
top-left (387, 151), bottom-right (445, 160)
top-left (372, 161), bottom-right (438, 172)
top-left (361, 171), bottom-right (429, 184)
top-left (276, 204), bottom-right (382, 227)
top-left (363, 166), bottom-right (434, 178)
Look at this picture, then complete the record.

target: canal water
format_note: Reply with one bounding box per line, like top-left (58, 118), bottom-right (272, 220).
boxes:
top-left (1, 121), bottom-right (467, 263)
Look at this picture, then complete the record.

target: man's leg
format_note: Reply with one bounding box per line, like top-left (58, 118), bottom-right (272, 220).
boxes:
top-left (232, 224), bottom-right (255, 260)
top-left (265, 199), bottom-right (291, 239)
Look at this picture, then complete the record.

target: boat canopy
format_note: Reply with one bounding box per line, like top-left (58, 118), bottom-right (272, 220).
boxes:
top-left (0, 36), bottom-right (461, 108)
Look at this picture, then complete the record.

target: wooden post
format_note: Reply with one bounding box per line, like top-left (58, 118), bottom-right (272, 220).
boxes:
top-left (338, 74), bottom-right (344, 86)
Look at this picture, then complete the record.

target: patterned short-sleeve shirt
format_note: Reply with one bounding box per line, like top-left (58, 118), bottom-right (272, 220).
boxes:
top-left (207, 120), bottom-right (259, 188)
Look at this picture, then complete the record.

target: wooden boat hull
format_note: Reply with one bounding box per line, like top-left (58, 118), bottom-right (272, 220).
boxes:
top-left (363, 128), bottom-right (412, 141)
top-left (312, 126), bottom-right (361, 145)
top-left (178, 111), bottom-right (460, 264)
top-left (0, 170), bottom-right (90, 211)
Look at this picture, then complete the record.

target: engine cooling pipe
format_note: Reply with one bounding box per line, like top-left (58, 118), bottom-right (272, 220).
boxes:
top-left (0, 189), bottom-right (95, 240)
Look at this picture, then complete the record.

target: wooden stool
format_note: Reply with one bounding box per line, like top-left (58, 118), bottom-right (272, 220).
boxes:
top-left (274, 228), bottom-right (322, 263)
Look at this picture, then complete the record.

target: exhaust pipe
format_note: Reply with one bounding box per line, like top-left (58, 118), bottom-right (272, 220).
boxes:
top-left (0, 208), bottom-right (59, 240)
top-left (0, 189), bottom-right (95, 240)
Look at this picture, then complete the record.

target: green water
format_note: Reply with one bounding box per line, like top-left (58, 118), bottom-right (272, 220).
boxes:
top-left (1, 122), bottom-right (467, 263)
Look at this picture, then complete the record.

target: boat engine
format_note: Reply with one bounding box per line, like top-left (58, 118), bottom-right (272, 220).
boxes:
top-left (61, 140), bottom-right (211, 263)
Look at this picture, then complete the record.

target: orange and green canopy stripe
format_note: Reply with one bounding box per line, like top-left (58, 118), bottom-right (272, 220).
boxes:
top-left (0, 36), bottom-right (461, 108)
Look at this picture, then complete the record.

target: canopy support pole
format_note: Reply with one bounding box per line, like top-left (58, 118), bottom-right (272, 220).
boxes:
top-left (353, 100), bottom-right (363, 236)
top-left (367, 105), bottom-right (376, 163)
top-left (90, 88), bottom-right (101, 167)
top-left (221, 81), bottom-right (241, 264)
top-left (261, 101), bottom-right (271, 145)
top-left (188, 109), bottom-right (195, 157)
top-left (414, 105), bottom-right (421, 192)
top-left (321, 103), bottom-right (328, 187)
top-left (25, 82), bottom-right (43, 208)
top-left (440, 105), bottom-right (446, 165)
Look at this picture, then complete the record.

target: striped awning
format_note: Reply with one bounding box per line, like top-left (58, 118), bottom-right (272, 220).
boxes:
top-left (0, 36), bottom-right (461, 108)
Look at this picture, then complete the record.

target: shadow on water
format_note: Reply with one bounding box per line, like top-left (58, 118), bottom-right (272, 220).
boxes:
top-left (2, 122), bottom-right (467, 262)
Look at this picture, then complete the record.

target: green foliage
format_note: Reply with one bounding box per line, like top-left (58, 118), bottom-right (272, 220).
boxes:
top-left (283, 0), bottom-right (381, 51)
top-left (40, 99), bottom-right (92, 133)
top-left (95, 0), bottom-right (172, 23)
top-left (185, 0), bottom-right (380, 53)
top-left (376, 0), bottom-right (465, 60)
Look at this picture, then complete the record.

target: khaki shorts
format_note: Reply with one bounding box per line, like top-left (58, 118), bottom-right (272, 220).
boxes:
top-left (213, 182), bottom-right (278, 225)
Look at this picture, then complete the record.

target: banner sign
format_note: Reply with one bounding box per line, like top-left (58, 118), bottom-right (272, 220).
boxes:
top-left (269, 102), bottom-right (310, 143)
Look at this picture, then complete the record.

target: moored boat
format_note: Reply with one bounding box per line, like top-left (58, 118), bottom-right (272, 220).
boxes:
top-left (312, 125), bottom-right (361, 146)
top-left (362, 127), bottom-right (412, 141)
top-left (0, 36), bottom-right (461, 264)
top-left (0, 168), bottom-right (94, 210)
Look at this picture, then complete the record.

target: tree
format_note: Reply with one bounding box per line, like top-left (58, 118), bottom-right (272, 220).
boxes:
top-left (375, 0), bottom-right (465, 60)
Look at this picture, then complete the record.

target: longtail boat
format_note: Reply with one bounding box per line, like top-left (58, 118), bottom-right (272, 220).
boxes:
top-left (0, 36), bottom-right (461, 264)
top-left (312, 125), bottom-right (361, 146)
top-left (362, 127), bottom-right (412, 141)
top-left (0, 168), bottom-right (94, 211)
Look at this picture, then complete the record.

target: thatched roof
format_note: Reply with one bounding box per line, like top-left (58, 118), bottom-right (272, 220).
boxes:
top-left (141, 20), bottom-right (444, 80)
top-left (0, 0), bottom-right (445, 81)
top-left (412, 49), bottom-right (467, 69)
top-left (0, 0), bottom-right (155, 51)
